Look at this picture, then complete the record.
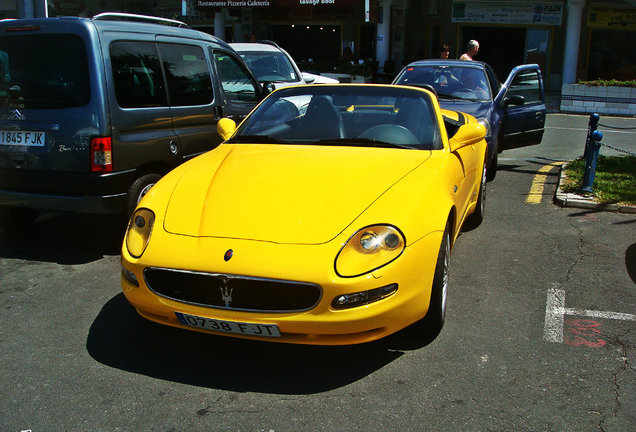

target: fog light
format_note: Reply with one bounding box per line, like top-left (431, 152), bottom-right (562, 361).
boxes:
top-left (122, 266), bottom-right (139, 287)
top-left (332, 283), bottom-right (398, 309)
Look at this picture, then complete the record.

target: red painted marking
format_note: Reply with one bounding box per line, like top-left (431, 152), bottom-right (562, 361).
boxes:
top-left (564, 319), bottom-right (606, 348)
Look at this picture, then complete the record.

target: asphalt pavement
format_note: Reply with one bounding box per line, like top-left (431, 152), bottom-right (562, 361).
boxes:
top-left (1, 112), bottom-right (634, 432)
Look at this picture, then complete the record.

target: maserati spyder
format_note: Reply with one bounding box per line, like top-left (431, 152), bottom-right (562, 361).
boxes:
top-left (121, 84), bottom-right (487, 345)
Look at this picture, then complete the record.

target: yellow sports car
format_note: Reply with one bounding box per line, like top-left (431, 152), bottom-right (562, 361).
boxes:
top-left (121, 84), bottom-right (487, 345)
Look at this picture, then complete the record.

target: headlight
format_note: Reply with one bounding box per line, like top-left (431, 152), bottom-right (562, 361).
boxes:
top-left (477, 117), bottom-right (491, 137)
top-left (125, 208), bottom-right (155, 258)
top-left (335, 225), bottom-right (405, 277)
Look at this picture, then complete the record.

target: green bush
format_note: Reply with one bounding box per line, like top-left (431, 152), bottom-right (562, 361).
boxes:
top-left (577, 79), bottom-right (636, 88)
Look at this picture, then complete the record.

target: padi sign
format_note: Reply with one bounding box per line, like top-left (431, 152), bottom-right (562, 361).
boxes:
top-left (197, 0), bottom-right (272, 7)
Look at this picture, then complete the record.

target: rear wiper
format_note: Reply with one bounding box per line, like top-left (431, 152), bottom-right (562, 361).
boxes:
top-left (231, 135), bottom-right (285, 144)
top-left (315, 138), bottom-right (417, 149)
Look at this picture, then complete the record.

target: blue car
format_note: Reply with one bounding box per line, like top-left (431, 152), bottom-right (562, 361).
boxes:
top-left (393, 60), bottom-right (546, 181)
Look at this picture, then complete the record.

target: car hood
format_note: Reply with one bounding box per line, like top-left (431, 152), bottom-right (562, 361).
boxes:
top-left (437, 99), bottom-right (491, 118)
top-left (163, 144), bottom-right (431, 244)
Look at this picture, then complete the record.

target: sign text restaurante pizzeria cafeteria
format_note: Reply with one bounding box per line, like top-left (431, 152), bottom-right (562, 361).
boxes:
top-left (196, 0), bottom-right (346, 7)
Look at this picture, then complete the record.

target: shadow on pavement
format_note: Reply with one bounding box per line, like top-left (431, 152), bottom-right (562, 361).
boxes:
top-left (0, 212), bottom-right (125, 264)
top-left (86, 294), bottom-right (437, 394)
top-left (497, 157), bottom-right (565, 178)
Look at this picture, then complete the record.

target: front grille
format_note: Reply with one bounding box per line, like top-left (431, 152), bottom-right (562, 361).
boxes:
top-left (144, 267), bottom-right (322, 312)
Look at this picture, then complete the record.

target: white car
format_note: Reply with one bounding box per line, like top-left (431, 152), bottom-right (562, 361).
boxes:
top-left (230, 41), bottom-right (338, 88)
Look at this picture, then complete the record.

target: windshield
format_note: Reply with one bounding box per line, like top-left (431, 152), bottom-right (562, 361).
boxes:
top-left (238, 51), bottom-right (300, 83)
top-left (0, 33), bottom-right (90, 109)
top-left (396, 65), bottom-right (492, 102)
top-left (229, 86), bottom-right (443, 150)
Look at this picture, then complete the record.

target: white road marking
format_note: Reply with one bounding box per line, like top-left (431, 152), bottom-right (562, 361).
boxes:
top-left (544, 287), bottom-right (565, 343)
top-left (544, 287), bottom-right (636, 343)
top-left (546, 126), bottom-right (636, 135)
top-left (562, 308), bottom-right (636, 321)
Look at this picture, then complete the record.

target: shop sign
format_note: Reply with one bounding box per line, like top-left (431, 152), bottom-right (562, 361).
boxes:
top-left (52, 0), bottom-right (86, 15)
top-left (197, 0), bottom-right (272, 9)
top-left (588, 6), bottom-right (636, 29)
top-left (451, 1), bottom-right (563, 25)
top-left (275, 0), bottom-right (360, 5)
top-left (196, 0), bottom-right (357, 9)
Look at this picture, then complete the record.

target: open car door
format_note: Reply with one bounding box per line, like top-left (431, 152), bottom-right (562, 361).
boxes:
top-left (496, 64), bottom-right (546, 150)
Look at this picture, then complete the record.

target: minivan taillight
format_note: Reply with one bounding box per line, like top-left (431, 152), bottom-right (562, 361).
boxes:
top-left (90, 137), bottom-right (113, 173)
top-left (6, 25), bottom-right (41, 32)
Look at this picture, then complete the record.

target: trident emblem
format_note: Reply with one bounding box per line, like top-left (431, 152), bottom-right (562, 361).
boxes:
top-left (218, 277), bottom-right (233, 307)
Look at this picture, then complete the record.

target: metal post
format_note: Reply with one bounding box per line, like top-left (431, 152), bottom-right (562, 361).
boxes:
top-left (580, 129), bottom-right (603, 194)
top-left (583, 113), bottom-right (599, 162)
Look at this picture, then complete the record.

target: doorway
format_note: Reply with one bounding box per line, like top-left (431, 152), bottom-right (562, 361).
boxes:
top-left (272, 24), bottom-right (341, 72)
top-left (460, 27), bottom-right (525, 81)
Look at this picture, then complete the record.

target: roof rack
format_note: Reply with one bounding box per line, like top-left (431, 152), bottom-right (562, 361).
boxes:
top-left (92, 12), bottom-right (190, 29)
top-left (259, 40), bottom-right (282, 49)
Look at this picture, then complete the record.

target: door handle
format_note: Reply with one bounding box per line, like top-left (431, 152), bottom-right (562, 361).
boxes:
top-left (213, 106), bottom-right (223, 121)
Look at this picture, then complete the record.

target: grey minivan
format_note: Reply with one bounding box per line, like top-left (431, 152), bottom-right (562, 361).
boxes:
top-left (0, 13), bottom-right (265, 226)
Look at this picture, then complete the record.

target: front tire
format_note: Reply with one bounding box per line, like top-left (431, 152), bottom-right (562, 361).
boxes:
top-left (464, 155), bottom-right (487, 230)
top-left (486, 146), bottom-right (497, 182)
top-left (421, 221), bottom-right (451, 336)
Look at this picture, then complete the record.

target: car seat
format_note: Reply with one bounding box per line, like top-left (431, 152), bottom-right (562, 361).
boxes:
top-left (299, 95), bottom-right (346, 140)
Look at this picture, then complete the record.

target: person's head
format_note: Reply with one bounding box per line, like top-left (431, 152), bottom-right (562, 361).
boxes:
top-left (467, 40), bottom-right (479, 56)
top-left (439, 44), bottom-right (450, 59)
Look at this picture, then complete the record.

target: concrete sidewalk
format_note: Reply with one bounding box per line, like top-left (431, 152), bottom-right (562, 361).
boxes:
top-left (545, 91), bottom-right (561, 113)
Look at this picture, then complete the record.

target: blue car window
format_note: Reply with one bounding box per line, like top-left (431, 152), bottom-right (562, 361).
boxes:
top-left (508, 70), bottom-right (542, 104)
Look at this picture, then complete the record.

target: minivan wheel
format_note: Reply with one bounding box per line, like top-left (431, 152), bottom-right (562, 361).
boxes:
top-left (0, 206), bottom-right (40, 230)
top-left (127, 173), bottom-right (161, 216)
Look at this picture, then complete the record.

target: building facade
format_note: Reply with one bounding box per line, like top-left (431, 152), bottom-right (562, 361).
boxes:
top-left (5, 0), bottom-right (636, 90)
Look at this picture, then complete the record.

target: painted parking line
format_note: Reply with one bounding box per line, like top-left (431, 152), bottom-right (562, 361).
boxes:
top-left (544, 287), bottom-right (636, 344)
top-left (526, 162), bottom-right (565, 204)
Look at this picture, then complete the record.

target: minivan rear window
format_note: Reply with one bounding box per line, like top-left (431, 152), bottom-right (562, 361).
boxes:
top-left (0, 34), bottom-right (90, 109)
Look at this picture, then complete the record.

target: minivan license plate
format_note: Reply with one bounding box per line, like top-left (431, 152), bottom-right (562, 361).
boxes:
top-left (175, 312), bottom-right (281, 337)
top-left (0, 130), bottom-right (45, 146)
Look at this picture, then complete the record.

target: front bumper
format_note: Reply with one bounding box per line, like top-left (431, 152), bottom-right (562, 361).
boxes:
top-left (121, 230), bottom-right (444, 345)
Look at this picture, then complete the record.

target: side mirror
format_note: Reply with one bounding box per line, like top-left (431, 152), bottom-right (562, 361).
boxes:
top-left (449, 123), bottom-right (486, 152)
top-left (301, 72), bottom-right (315, 84)
top-left (261, 81), bottom-right (276, 96)
top-left (217, 118), bottom-right (237, 141)
top-left (503, 94), bottom-right (525, 107)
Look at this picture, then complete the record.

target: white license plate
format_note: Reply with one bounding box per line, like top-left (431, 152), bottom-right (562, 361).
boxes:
top-left (175, 312), bottom-right (281, 338)
top-left (0, 130), bottom-right (45, 146)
